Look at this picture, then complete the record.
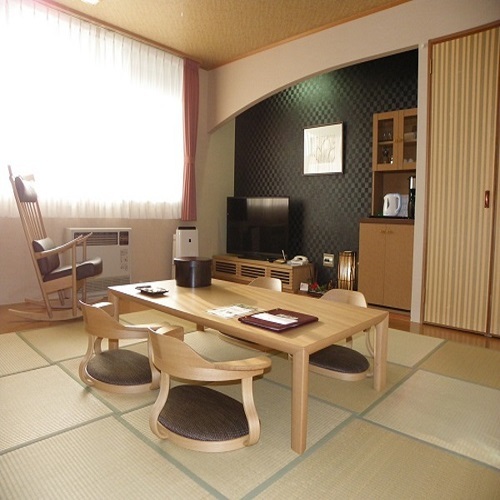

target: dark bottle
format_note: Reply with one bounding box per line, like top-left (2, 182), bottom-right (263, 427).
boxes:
top-left (408, 175), bottom-right (416, 219)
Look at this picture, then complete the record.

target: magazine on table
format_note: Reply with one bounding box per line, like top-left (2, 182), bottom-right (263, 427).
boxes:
top-left (207, 304), bottom-right (259, 319)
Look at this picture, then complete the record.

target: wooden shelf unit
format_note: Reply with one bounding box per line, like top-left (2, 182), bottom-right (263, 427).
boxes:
top-left (212, 255), bottom-right (314, 293)
top-left (371, 108), bottom-right (417, 217)
top-left (359, 107), bottom-right (417, 311)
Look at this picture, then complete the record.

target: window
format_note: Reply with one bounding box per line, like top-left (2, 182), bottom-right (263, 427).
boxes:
top-left (0, 0), bottom-right (184, 219)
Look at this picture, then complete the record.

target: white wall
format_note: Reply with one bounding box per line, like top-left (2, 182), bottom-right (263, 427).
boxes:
top-left (207, 0), bottom-right (499, 131)
top-left (205, 0), bottom-right (499, 322)
top-left (194, 69), bottom-right (235, 260)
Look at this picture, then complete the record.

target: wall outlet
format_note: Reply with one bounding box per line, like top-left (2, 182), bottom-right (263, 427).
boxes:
top-left (323, 253), bottom-right (334, 268)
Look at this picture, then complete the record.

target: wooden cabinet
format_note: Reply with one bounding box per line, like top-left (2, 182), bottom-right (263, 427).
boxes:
top-left (371, 108), bottom-right (417, 216)
top-left (358, 222), bottom-right (414, 310)
top-left (212, 255), bottom-right (314, 293)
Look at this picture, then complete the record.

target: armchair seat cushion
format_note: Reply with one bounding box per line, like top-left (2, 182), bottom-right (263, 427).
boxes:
top-left (43, 257), bottom-right (103, 282)
top-left (86, 350), bottom-right (152, 386)
top-left (310, 344), bottom-right (369, 374)
top-left (158, 385), bottom-right (249, 441)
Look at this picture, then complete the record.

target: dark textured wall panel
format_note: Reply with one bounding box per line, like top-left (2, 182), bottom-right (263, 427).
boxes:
top-left (234, 50), bottom-right (418, 285)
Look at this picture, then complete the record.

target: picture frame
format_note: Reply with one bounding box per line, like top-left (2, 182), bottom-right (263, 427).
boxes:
top-left (303, 122), bottom-right (343, 175)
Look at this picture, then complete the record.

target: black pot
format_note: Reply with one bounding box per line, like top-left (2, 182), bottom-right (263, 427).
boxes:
top-left (174, 257), bottom-right (212, 288)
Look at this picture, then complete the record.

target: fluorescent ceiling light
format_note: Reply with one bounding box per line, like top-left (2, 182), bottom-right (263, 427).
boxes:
top-left (81, 0), bottom-right (100, 5)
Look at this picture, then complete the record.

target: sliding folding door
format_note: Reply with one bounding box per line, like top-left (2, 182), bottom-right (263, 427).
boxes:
top-left (490, 155), bottom-right (500, 336)
top-left (424, 25), bottom-right (499, 334)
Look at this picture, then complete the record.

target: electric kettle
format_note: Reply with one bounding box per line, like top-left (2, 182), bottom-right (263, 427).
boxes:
top-left (383, 193), bottom-right (402, 216)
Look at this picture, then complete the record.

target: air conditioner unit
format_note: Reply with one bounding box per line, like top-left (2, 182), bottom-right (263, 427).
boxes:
top-left (65, 227), bottom-right (131, 297)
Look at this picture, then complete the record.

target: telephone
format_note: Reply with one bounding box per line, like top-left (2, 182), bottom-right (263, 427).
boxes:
top-left (288, 255), bottom-right (309, 266)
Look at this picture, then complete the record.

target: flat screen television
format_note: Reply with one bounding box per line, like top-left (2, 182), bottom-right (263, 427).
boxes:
top-left (226, 197), bottom-right (289, 261)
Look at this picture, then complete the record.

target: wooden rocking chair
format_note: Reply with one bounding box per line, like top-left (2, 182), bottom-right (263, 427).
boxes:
top-left (8, 166), bottom-right (103, 321)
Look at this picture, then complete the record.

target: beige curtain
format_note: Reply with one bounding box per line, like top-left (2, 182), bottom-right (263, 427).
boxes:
top-left (181, 59), bottom-right (200, 221)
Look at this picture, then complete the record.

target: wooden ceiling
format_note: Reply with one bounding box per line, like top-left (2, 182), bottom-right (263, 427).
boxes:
top-left (44, 0), bottom-right (409, 69)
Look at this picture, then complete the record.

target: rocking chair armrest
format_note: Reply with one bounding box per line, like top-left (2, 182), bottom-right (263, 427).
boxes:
top-left (35, 237), bottom-right (80, 260)
top-left (74, 232), bottom-right (92, 245)
top-left (34, 234), bottom-right (90, 260)
top-left (66, 233), bottom-right (92, 248)
top-left (214, 356), bottom-right (272, 372)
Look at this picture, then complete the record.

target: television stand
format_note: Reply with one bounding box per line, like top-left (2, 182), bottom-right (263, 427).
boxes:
top-left (236, 254), bottom-right (274, 262)
top-left (212, 254), bottom-right (314, 293)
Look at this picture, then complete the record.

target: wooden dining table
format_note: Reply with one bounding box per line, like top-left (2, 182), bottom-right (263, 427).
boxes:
top-left (108, 278), bottom-right (389, 454)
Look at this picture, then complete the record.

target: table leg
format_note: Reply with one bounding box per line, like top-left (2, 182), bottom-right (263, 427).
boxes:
top-left (108, 290), bottom-right (120, 320)
top-left (373, 314), bottom-right (389, 391)
top-left (291, 349), bottom-right (309, 454)
top-left (108, 290), bottom-right (120, 350)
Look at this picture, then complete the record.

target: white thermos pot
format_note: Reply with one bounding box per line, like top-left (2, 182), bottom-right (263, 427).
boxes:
top-left (383, 193), bottom-right (402, 216)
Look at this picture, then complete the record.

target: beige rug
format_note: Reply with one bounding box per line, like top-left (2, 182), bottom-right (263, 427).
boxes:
top-left (365, 369), bottom-right (500, 469)
top-left (255, 419), bottom-right (500, 499)
top-left (1, 311), bottom-right (499, 499)
top-left (420, 340), bottom-right (500, 389)
top-left (1, 418), bottom-right (211, 499)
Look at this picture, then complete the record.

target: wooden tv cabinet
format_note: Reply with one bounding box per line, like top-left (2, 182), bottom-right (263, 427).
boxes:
top-left (212, 255), bottom-right (314, 293)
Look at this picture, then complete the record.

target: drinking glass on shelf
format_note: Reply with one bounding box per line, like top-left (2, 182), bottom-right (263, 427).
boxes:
top-left (382, 147), bottom-right (389, 163)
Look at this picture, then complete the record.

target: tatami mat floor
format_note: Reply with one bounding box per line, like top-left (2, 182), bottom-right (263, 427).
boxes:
top-left (1, 311), bottom-right (499, 499)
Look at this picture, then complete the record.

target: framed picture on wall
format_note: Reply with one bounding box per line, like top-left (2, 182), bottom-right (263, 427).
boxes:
top-left (303, 122), bottom-right (343, 175)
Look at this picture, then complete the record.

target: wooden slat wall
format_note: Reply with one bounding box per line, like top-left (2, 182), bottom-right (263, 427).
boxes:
top-left (424, 26), bottom-right (499, 333)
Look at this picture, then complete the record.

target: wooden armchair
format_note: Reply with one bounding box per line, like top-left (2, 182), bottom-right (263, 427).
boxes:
top-left (308, 289), bottom-right (371, 381)
top-left (79, 301), bottom-right (183, 394)
top-left (320, 289), bottom-right (374, 356)
top-left (8, 166), bottom-right (103, 321)
top-left (149, 326), bottom-right (272, 452)
top-left (248, 277), bottom-right (283, 291)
